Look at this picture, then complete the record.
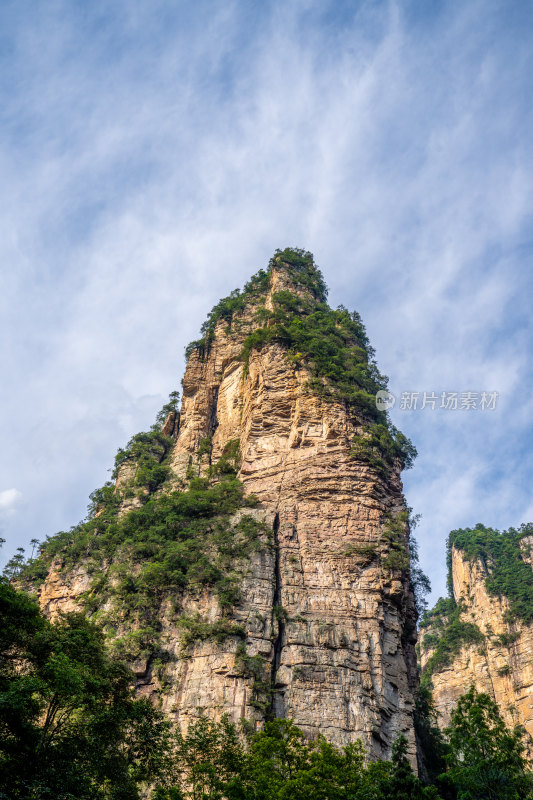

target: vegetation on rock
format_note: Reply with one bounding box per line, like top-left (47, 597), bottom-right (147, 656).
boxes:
top-left (241, 290), bottom-right (385, 417)
top-left (3, 580), bottom-right (532, 799)
top-left (420, 521), bottom-right (533, 688)
top-left (378, 511), bottom-right (431, 615)
top-left (2, 250), bottom-right (455, 794)
top-left (185, 248), bottom-right (416, 470)
top-left (176, 614), bottom-right (246, 650)
top-left (111, 391), bottom-right (180, 489)
top-left (447, 522), bottom-right (533, 623)
top-left (419, 598), bottom-right (485, 686)
top-left (15, 417), bottom-right (268, 665)
top-left (351, 422), bottom-right (417, 472)
top-left (184, 265), bottom-right (271, 360)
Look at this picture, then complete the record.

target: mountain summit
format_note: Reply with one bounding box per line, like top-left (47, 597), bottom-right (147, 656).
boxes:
top-left (23, 248), bottom-right (420, 764)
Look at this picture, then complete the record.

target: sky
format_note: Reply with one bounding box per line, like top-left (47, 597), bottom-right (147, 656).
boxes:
top-left (1, 0), bottom-right (532, 604)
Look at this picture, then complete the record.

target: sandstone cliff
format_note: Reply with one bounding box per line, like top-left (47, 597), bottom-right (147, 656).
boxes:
top-left (29, 249), bottom-right (420, 765)
top-left (419, 525), bottom-right (533, 756)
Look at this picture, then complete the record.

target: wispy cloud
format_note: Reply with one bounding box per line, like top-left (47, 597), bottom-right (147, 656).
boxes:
top-left (0, 489), bottom-right (22, 516)
top-left (0, 0), bottom-right (532, 600)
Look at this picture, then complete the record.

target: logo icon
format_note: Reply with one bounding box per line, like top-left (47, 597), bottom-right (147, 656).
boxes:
top-left (375, 390), bottom-right (396, 411)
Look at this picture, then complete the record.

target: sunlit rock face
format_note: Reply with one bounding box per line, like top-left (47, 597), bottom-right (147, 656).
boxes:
top-left (419, 542), bottom-right (533, 757)
top-left (34, 254), bottom-right (419, 766)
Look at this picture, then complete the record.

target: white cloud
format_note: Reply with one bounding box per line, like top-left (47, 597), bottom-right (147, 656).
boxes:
top-left (0, 0), bottom-right (532, 604)
top-left (0, 489), bottom-right (22, 516)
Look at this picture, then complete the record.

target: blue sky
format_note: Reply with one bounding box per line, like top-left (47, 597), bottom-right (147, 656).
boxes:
top-left (1, 0), bottom-right (532, 604)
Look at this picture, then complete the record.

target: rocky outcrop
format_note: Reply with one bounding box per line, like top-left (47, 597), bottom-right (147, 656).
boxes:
top-left (419, 543), bottom-right (533, 754)
top-left (31, 252), bottom-right (419, 765)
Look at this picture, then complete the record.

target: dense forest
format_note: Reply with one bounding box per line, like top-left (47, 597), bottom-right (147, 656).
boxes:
top-left (1, 578), bottom-right (532, 799)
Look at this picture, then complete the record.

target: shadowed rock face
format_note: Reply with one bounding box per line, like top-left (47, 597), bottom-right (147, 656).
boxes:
top-left (419, 543), bottom-right (533, 757)
top-left (35, 257), bottom-right (419, 765)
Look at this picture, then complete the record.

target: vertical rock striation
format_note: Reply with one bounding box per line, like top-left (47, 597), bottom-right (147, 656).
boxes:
top-left (30, 249), bottom-right (420, 764)
top-left (419, 527), bottom-right (533, 756)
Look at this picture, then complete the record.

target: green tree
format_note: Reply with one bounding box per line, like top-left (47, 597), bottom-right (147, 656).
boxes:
top-left (0, 579), bottom-right (172, 799)
top-left (2, 546), bottom-right (26, 579)
top-left (389, 734), bottom-right (442, 800)
top-left (442, 686), bottom-right (533, 800)
top-left (414, 685), bottom-right (449, 784)
top-left (155, 716), bottom-right (445, 800)
top-left (167, 715), bottom-right (246, 800)
top-left (245, 718), bottom-right (321, 799)
top-left (274, 737), bottom-right (366, 800)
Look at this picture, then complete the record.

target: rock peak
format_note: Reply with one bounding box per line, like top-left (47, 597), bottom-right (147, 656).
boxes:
top-left (266, 247), bottom-right (328, 302)
top-left (24, 249), bottom-right (420, 768)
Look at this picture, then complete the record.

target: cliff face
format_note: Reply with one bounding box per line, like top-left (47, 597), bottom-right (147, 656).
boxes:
top-left (419, 534), bottom-right (533, 755)
top-left (33, 250), bottom-right (419, 764)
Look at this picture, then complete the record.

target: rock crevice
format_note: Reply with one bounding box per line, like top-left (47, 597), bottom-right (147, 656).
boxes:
top-left (270, 511), bottom-right (285, 719)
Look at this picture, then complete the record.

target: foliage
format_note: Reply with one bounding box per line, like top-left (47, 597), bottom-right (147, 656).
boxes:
top-left (380, 512), bottom-right (429, 596)
top-left (447, 523), bottom-right (533, 623)
top-left (242, 289), bottom-right (415, 469)
top-left (409, 533), bottom-right (432, 615)
top-left (88, 480), bottom-right (122, 517)
top-left (342, 542), bottom-right (379, 563)
top-left (268, 247), bottom-right (328, 301)
top-left (154, 716), bottom-right (440, 800)
top-left (381, 511), bottom-right (410, 571)
top-left (177, 614), bottom-right (246, 650)
top-left (235, 642), bottom-right (272, 713)
top-left (184, 267), bottom-right (271, 360)
top-left (0, 580), bottom-right (171, 800)
top-left (2, 546), bottom-right (29, 581)
top-left (185, 250), bottom-right (415, 473)
top-left (155, 391), bottom-right (180, 428)
top-left (420, 597), bottom-right (456, 631)
top-left (389, 734), bottom-right (442, 799)
top-left (420, 598), bottom-right (485, 686)
top-left (351, 423), bottom-right (417, 473)
top-left (15, 385), bottom-right (266, 674)
top-left (20, 471), bottom-right (266, 661)
top-left (97, 392), bottom-right (181, 498)
top-left (154, 699), bottom-right (531, 798)
top-left (421, 520), bottom-right (533, 683)
top-left (2, 588), bottom-right (526, 800)
top-left (413, 685), bottom-right (449, 785)
top-left (209, 439), bottom-right (241, 477)
top-left (112, 430), bottom-right (172, 491)
top-left (197, 435), bottom-right (213, 459)
top-left (498, 631), bottom-right (521, 647)
top-left (365, 511), bottom-right (431, 616)
top-left (185, 248), bottom-right (328, 362)
top-left (241, 291), bottom-right (385, 418)
top-left (156, 714), bottom-right (245, 800)
top-left (441, 686), bottom-right (533, 799)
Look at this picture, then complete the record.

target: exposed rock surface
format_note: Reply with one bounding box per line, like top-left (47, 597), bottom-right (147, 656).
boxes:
top-left (419, 544), bottom-right (533, 754)
top-left (32, 257), bottom-right (419, 765)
